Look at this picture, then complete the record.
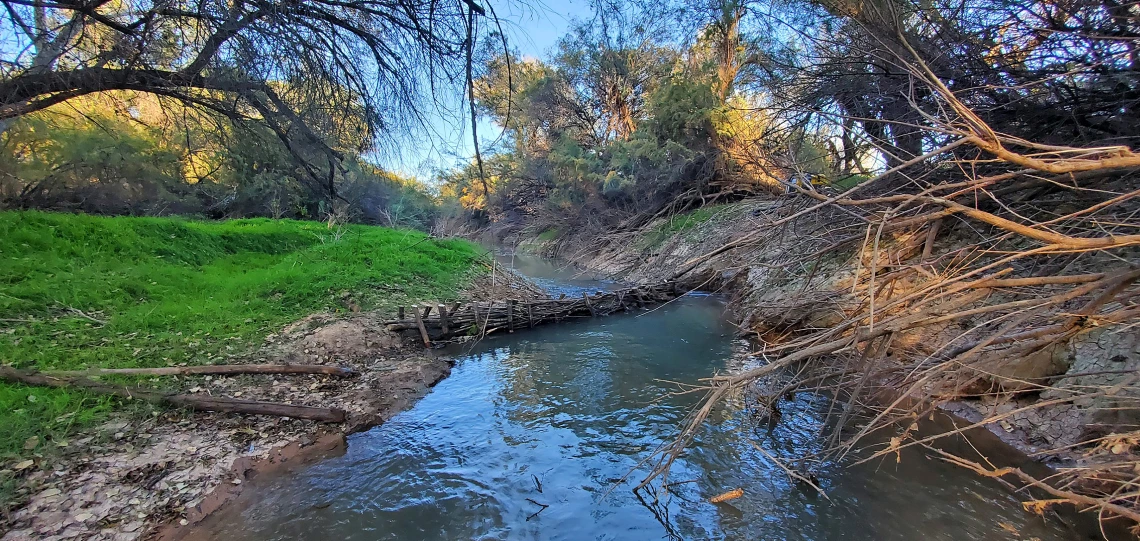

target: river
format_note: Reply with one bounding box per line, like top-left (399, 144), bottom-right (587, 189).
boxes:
top-left (190, 254), bottom-right (1085, 540)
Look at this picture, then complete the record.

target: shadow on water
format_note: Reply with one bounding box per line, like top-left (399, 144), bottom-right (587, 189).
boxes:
top-left (190, 254), bottom-right (1089, 541)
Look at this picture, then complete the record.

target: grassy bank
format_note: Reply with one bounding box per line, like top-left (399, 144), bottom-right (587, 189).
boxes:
top-left (0, 212), bottom-right (483, 493)
top-left (639, 203), bottom-right (747, 250)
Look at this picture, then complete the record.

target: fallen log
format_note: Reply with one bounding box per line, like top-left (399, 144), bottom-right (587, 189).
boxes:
top-left (0, 367), bottom-right (347, 423)
top-left (45, 364), bottom-right (357, 378)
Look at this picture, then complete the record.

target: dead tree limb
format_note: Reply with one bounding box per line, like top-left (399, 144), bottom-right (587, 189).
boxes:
top-left (45, 364), bottom-right (357, 378)
top-left (0, 367), bottom-right (347, 422)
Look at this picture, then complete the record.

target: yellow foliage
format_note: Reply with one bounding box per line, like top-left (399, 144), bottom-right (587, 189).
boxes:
top-left (19, 91), bottom-right (228, 185)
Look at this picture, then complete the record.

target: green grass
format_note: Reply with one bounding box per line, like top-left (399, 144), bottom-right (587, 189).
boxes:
top-left (830, 173), bottom-right (872, 191)
top-left (0, 211), bottom-right (483, 494)
top-left (640, 205), bottom-right (728, 250)
top-left (535, 228), bottom-right (560, 243)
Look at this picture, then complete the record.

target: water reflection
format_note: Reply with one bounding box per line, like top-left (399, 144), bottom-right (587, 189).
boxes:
top-left (491, 249), bottom-right (620, 296)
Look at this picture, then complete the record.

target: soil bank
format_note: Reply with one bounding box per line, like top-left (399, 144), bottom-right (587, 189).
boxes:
top-left (0, 272), bottom-right (544, 541)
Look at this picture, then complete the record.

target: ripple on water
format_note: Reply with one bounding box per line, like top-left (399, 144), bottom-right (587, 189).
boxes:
top-left (196, 286), bottom-right (1083, 541)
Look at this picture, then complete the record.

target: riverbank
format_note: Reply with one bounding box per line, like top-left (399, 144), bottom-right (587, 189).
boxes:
top-left (0, 212), bottom-right (539, 540)
top-left (164, 256), bottom-right (1085, 541)
top-left (2, 315), bottom-right (454, 541)
top-left (507, 196), bottom-right (1140, 532)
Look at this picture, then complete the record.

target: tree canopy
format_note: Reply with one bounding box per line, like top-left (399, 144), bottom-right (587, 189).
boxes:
top-left (0, 0), bottom-right (496, 198)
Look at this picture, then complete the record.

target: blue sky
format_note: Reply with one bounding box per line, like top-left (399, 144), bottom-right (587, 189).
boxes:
top-left (385, 0), bottom-right (596, 182)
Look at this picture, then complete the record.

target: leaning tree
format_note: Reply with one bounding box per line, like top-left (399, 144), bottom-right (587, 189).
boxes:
top-left (0, 0), bottom-right (499, 198)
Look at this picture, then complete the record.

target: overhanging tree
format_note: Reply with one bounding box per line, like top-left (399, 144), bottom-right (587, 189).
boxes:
top-left (0, 0), bottom-right (496, 199)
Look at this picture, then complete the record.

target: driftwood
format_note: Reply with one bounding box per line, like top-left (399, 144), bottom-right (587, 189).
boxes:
top-left (0, 367), bottom-right (347, 422)
top-left (45, 364), bottom-right (357, 378)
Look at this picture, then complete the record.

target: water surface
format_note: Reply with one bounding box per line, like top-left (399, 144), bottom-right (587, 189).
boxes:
top-left (197, 255), bottom-right (1081, 540)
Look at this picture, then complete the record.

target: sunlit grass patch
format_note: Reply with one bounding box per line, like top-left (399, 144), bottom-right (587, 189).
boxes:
top-left (0, 211), bottom-right (483, 500)
top-left (640, 204), bottom-right (741, 250)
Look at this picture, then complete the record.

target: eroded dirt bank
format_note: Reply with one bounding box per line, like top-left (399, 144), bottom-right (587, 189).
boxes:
top-left (508, 197), bottom-right (1140, 532)
top-left (528, 200), bottom-right (1138, 457)
top-left (0, 274), bottom-right (545, 541)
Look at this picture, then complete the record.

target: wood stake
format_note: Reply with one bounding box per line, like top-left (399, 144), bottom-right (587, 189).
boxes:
top-left (508, 300), bottom-right (517, 332)
top-left (583, 293), bottom-right (596, 317)
top-left (527, 302), bottom-right (535, 328)
top-left (473, 303), bottom-right (484, 336)
top-left (398, 306), bottom-right (405, 320)
top-left (922, 218), bottom-right (943, 262)
top-left (439, 304), bottom-right (449, 335)
top-left (422, 305), bottom-right (433, 318)
top-left (413, 305), bottom-right (431, 348)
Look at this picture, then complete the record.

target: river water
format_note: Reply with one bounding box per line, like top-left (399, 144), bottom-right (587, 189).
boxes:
top-left (195, 255), bottom-right (1084, 540)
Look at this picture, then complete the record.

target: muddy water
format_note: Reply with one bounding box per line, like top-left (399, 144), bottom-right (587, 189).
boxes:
top-left (195, 255), bottom-right (1084, 541)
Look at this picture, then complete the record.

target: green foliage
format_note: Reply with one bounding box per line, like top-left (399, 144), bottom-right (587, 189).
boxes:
top-left (0, 98), bottom-right (442, 229)
top-left (643, 78), bottom-right (720, 145)
top-left (438, 7), bottom-right (850, 232)
top-left (0, 211), bottom-right (483, 487)
top-left (545, 137), bottom-right (605, 206)
top-left (0, 109), bottom-right (188, 214)
top-left (787, 131), bottom-right (836, 177)
top-left (442, 37), bottom-right (742, 227)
